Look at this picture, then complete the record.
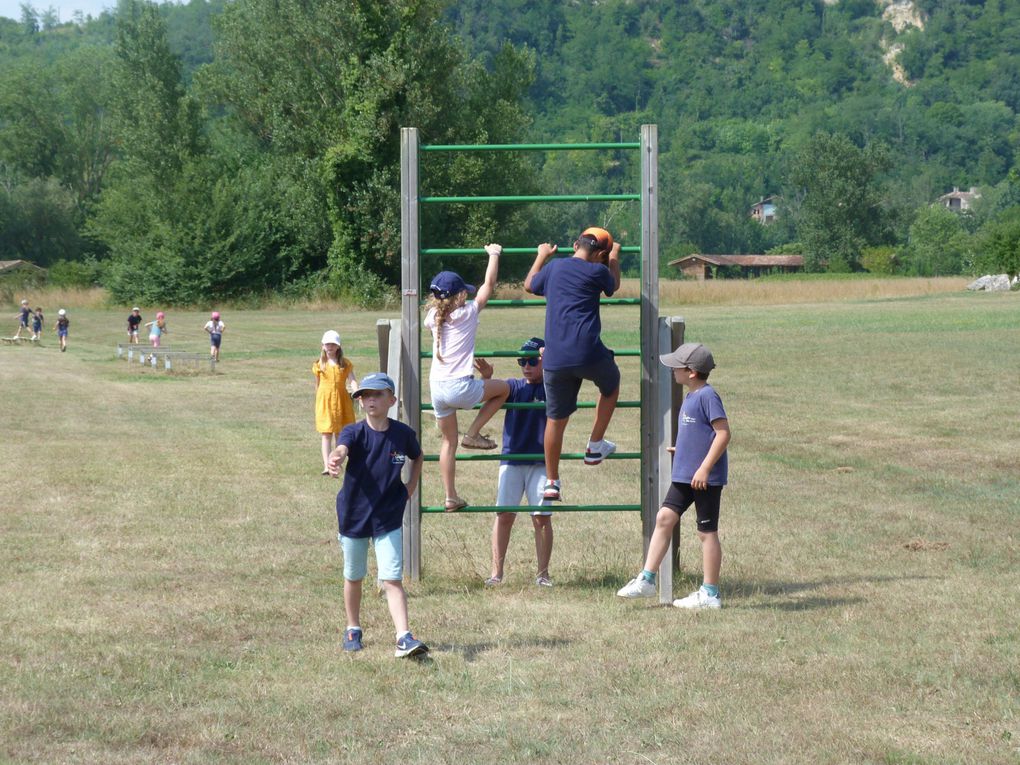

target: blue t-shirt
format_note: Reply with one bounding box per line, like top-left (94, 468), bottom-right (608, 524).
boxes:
top-left (529, 257), bottom-right (616, 370)
top-left (671, 385), bottom-right (728, 486)
top-left (336, 419), bottom-right (422, 538)
top-left (501, 378), bottom-right (546, 466)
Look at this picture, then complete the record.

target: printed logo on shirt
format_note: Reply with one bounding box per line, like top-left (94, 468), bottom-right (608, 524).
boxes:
top-left (681, 413), bottom-right (698, 425)
top-left (390, 451), bottom-right (407, 465)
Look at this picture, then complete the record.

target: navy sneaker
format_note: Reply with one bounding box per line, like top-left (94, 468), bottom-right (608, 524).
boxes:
top-left (343, 627), bottom-right (363, 652)
top-left (394, 632), bottom-right (429, 658)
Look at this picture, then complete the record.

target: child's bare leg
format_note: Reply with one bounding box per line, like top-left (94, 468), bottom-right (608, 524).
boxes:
top-left (321, 433), bottom-right (334, 471)
top-left (465, 379), bottom-right (509, 439)
top-left (382, 580), bottom-right (410, 635)
top-left (642, 507), bottom-right (679, 573)
top-left (589, 384), bottom-right (620, 443)
top-left (543, 417), bottom-right (569, 481)
top-left (491, 512), bottom-right (516, 579)
top-left (699, 531), bottom-right (721, 586)
top-left (344, 578), bottom-right (363, 627)
top-left (532, 515), bottom-right (553, 578)
top-left (437, 413), bottom-right (460, 500)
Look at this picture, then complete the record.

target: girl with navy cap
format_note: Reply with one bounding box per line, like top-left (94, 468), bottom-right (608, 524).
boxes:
top-left (424, 245), bottom-right (509, 511)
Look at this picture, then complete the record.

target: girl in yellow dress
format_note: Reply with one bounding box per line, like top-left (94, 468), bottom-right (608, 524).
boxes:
top-left (314, 330), bottom-right (358, 474)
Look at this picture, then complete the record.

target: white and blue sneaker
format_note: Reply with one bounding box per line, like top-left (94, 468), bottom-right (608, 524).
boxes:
top-left (616, 576), bottom-right (656, 598)
top-left (395, 632), bottom-right (429, 658)
top-left (672, 589), bottom-right (722, 609)
top-left (584, 439), bottom-right (617, 465)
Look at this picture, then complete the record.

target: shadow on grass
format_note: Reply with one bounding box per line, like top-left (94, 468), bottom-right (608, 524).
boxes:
top-left (726, 574), bottom-right (941, 611)
top-left (429, 636), bottom-right (572, 662)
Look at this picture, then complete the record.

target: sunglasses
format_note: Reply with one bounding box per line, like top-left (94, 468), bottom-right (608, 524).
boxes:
top-left (517, 357), bottom-right (540, 367)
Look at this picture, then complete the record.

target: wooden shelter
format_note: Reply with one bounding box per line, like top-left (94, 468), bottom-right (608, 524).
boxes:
top-left (668, 254), bottom-right (804, 280)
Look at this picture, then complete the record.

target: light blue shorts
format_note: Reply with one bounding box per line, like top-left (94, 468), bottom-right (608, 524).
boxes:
top-left (338, 528), bottom-right (403, 581)
top-left (496, 463), bottom-right (552, 516)
top-left (430, 375), bottom-right (485, 419)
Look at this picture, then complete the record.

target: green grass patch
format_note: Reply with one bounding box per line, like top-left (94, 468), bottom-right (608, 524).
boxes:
top-left (1, 289), bottom-right (1018, 763)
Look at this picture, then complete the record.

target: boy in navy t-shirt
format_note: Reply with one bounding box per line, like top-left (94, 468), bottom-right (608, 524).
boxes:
top-left (617, 343), bottom-right (731, 609)
top-left (524, 229), bottom-right (622, 502)
top-left (475, 337), bottom-right (555, 588)
top-left (327, 372), bottom-right (428, 657)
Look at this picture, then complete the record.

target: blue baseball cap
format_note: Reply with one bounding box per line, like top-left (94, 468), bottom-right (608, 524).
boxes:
top-left (520, 337), bottom-right (544, 353)
top-left (353, 372), bottom-right (396, 398)
top-left (429, 271), bottom-right (476, 300)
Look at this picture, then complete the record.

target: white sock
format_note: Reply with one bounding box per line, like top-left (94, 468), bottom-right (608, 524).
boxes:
top-left (587, 439), bottom-right (604, 449)
top-left (397, 630), bottom-right (411, 640)
top-left (347, 625), bottom-right (360, 632)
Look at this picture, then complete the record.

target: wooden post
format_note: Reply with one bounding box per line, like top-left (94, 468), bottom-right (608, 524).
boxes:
top-left (639, 124), bottom-right (661, 561)
top-left (376, 319), bottom-right (391, 374)
top-left (400, 127), bottom-right (422, 581)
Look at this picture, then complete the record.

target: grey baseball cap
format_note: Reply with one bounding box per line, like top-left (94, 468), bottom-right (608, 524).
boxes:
top-left (660, 342), bottom-right (716, 374)
top-left (352, 372), bottom-right (396, 398)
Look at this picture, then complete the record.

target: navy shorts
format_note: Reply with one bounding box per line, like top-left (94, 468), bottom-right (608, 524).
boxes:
top-left (662, 482), bottom-right (722, 533)
top-left (543, 355), bottom-right (620, 420)
top-left (210, 333), bottom-right (222, 348)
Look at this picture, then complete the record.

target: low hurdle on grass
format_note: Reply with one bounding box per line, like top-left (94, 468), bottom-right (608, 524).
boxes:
top-left (395, 125), bottom-right (685, 602)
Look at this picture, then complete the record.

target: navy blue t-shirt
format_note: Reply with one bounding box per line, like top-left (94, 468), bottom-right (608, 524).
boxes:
top-left (529, 257), bottom-right (616, 370)
top-left (671, 385), bottom-right (728, 486)
top-left (501, 378), bottom-right (546, 466)
top-left (336, 419), bottom-right (422, 538)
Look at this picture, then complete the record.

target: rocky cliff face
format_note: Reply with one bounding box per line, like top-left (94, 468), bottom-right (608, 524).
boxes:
top-left (877, 0), bottom-right (925, 85)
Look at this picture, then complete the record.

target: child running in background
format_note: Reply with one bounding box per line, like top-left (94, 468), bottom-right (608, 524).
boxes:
top-left (32, 307), bottom-right (44, 341)
top-left (424, 245), bottom-right (509, 511)
top-left (475, 337), bottom-right (555, 588)
top-left (204, 311), bottom-right (225, 361)
top-left (327, 372), bottom-right (428, 657)
top-left (13, 299), bottom-right (30, 339)
top-left (314, 330), bottom-right (358, 475)
top-left (617, 343), bottom-right (731, 609)
top-left (54, 309), bottom-right (69, 352)
top-left (127, 307), bottom-right (142, 344)
top-left (145, 312), bottom-right (167, 348)
top-left (524, 227), bottom-right (622, 502)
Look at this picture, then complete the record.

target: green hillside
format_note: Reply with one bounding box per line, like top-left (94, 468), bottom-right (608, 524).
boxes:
top-left (1, 0), bottom-right (1018, 302)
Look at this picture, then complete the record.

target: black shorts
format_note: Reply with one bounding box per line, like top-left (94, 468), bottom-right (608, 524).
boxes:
top-left (662, 482), bottom-right (722, 533)
top-left (543, 355), bottom-right (621, 420)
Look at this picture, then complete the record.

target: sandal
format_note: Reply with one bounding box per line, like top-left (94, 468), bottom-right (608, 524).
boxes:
top-left (461, 432), bottom-right (497, 450)
top-left (444, 497), bottom-right (468, 512)
top-left (484, 575), bottom-right (502, 587)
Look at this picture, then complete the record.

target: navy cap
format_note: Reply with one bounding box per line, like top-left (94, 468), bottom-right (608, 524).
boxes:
top-left (429, 271), bottom-right (476, 300)
top-left (352, 372), bottom-right (396, 398)
top-left (520, 337), bottom-right (545, 353)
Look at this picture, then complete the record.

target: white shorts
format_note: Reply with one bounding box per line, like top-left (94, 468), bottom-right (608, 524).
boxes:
top-left (430, 375), bottom-right (485, 419)
top-left (496, 463), bottom-right (552, 516)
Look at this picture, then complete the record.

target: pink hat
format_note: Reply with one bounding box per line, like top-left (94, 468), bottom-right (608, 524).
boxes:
top-left (211, 311), bottom-right (220, 319)
top-left (156, 311), bottom-right (165, 319)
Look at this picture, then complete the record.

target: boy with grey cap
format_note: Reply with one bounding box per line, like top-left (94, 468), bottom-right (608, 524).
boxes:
top-left (617, 343), bottom-right (731, 608)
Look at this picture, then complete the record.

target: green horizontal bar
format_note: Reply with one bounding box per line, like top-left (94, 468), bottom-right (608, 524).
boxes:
top-left (421, 246), bottom-right (641, 255)
top-left (423, 452), bottom-right (642, 462)
top-left (421, 194), bottom-right (640, 204)
top-left (421, 400), bottom-right (642, 411)
top-left (420, 298), bottom-right (641, 308)
top-left (422, 348), bottom-right (640, 358)
top-left (421, 142), bottom-right (641, 152)
top-left (421, 504), bottom-right (641, 513)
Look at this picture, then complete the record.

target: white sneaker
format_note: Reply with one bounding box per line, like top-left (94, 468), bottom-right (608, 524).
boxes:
top-left (616, 576), bottom-right (656, 598)
top-left (584, 439), bottom-right (617, 465)
top-left (672, 589), bottom-right (721, 609)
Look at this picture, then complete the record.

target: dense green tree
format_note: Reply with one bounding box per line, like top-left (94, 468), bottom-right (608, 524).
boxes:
top-left (203, 0), bottom-right (536, 295)
top-left (973, 207), bottom-right (1020, 279)
top-left (903, 204), bottom-right (971, 276)
top-left (787, 132), bottom-right (893, 271)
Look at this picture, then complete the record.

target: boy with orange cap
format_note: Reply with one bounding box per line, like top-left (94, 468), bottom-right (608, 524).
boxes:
top-left (523, 227), bottom-right (621, 501)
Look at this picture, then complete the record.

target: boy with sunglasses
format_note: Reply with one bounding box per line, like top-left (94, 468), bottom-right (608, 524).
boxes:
top-left (475, 337), bottom-right (555, 587)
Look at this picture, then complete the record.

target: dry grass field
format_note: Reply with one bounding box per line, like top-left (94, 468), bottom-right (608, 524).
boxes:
top-left (1, 278), bottom-right (1017, 764)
